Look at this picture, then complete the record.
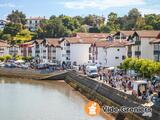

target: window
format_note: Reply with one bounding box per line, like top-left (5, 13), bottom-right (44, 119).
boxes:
top-left (30, 20), bottom-right (32, 24)
top-left (53, 57), bottom-right (56, 60)
top-left (89, 47), bottom-right (91, 53)
top-left (53, 50), bottom-right (56, 53)
top-left (117, 49), bottom-right (120, 51)
top-left (154, 44), bottom-right (159, 51)
top-left (89, 55), bottom-right (92, 60)
top-left (66, 43), bottom-right (70, 46)
top-left (66, 57), bottom-right (70, 60)
top-left (154, 55), bottom-right (159, 61)
top-left (0, 48), bottom-right (4, 51)
top-left (122, 56), bottom-right (126, 60)
top-left (66, 50), bottom-right (70, 53)
top-left (115, 57), bottom-right (119, 59)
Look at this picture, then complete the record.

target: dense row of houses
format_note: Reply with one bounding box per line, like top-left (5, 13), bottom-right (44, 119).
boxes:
top-left (0, 31), bottom-right (160, 67)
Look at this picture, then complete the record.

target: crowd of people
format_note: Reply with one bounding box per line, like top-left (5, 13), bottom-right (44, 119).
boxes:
top-left (78, 65), bottom-right (160, 104)
top-left (98, 69), bottom-right (135, 92)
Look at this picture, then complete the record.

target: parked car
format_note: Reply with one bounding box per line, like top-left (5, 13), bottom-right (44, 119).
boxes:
top-left (132, 80), bottom-right (147, 97)
top-left (5, 63), bottom-right (16, 68)
top-left (0, 62), bottom-right (5, 67)
top-left (86, 65), bottom-right (98, 78)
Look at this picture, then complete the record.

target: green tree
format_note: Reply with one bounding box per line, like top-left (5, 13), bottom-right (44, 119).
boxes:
top-left (43, 18), bottom-right (70, 37)
top-left (73, 16), bottom-right (84, 25)
top-left (15, 55), bottom-right (23, 60)
top-left (3, 55), bottom-right (12, 61)
top-left (3, 23), bottom-right (22, 36)
top-left (144, 14), bottom-right (156, 28)
top-left (0, 56), bottom-right (5, 62)
top-left (144, 25), bottom-right (153, 30)
top-left (50, 15), bottom-right (56, 20)
top-left (13, 29), bottom-right (34, 42)
top-left (60, 15), bottom-right (80, 31)
top-left (1, 34), bottom-right (12, 41)
top-left (84, 15), bottom-right (105, 27)
top-left (7, 10), bottom-right (26, 25)
top-left (136, 17), bottom-right (145, 30)
top-left (76, 25), bottom-right (88, 33)
top-left (106, 12), bottom-right (120, 32)
top-left (127, 8), bottom-right (142, 30)
top-left (100, 25), bottom-right (110, 33)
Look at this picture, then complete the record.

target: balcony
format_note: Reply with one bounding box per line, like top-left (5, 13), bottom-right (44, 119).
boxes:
top-left (35, 50), bottom-right (40, 53)
top-left (135, 51), bottom-right (141, 56)
top-left (127, 51), bottom-right (132, 57)
top-left (135, 40), bottom-right (141, 45)
top-left (154, 50), bottom-right (160, 55)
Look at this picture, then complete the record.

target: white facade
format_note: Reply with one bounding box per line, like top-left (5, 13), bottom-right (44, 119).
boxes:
top-left (0, 44), bottom-right (9, 56)
top-left (60, 40), bottom-right (70, 64)
top-left (9, 46), bottom-right (21, 57)
top-left (0, 20), bottom-right (6, 30)
top-left (106, 47), bottom-right (126, 67)
top-left (140, 38), bottom-right (154, 60)
top-left (96, 47), bottom-right (107, 67)
top-left (26, 17), bottom-right (44, 31)
top-left (32, 39), bottom-right (61, 64)
top-left (70, 44), bottom-right (90, 65)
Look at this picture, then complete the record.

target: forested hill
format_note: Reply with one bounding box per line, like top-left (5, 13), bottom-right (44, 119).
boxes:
top-left (0, 8), bottom-right (160, 44)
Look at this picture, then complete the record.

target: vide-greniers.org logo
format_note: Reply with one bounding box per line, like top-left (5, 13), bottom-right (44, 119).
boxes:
top-left (102, 106), bottom-right (152, 117)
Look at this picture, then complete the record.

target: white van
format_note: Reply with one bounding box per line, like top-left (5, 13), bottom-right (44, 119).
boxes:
top-left (132, 80), bottom-right (147, 97)
top-left (86, 65), bottom-right (98, 78)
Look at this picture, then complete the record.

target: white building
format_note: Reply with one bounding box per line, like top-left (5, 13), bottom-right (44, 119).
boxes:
top-left (90, 40), bottom-right (127, 67)
top-left (32, 38), bottom-right (61, 65)
top-left (26, 17), bottom-right (45, 31)
top-left (0, 40), bottom-right (9, 56)
top-left (59, 33), bottom-right (110, 66)
top-left (9, 45), bottom-right (21, 57)
top-left (150, 39), bottom-right (160, 61)
top-left (19, 41), bottom-right (34, 57)
top-left (0, 20), bottom-right (7, 30)
top-left (60, 37), bottom-right (97, 65)
top-left (126, 31), bottom-right (160, 60)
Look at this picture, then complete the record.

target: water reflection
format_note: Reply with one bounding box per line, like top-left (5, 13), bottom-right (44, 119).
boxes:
top-left (0, 77), bottom-right (113, 120)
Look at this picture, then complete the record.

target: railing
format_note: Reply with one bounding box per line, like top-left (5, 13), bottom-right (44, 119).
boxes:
top-left (127, 51), bottom-right (132, 57)
top-left (135, 51), bottom-right (141, 56)
top-left (135, 40), bottom-right (141, 45)
top-left (154, 50), bottom-right (160, 54)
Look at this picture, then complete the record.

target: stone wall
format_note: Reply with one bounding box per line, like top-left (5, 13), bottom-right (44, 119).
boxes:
top-left (65, 71), bottom-right (160, 120)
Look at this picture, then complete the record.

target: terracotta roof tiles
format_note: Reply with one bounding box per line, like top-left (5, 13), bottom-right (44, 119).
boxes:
top-left (0, 40), bottom-right (9, 47)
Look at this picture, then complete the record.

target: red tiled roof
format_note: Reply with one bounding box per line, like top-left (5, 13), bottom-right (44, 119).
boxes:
top-left (150, 39), bottom-right (160, 44)
top-left (108, 40), bottom-right (129, 48)
top-left (66, 37), bottom-right (98, 44)
top-left (19, 41), bottom-right (34, 47)
top-left (27, 17), bottom-right (45, 20)
top-left (46, 38), bottom-right (60, 47)
top-left (94, 41), bottom-right (112, 47)
top-left (34, 39), bottom-right (43, 44)
top-left (76, 33), bottom-right (110, 38)
top-left (135, 30), bottom-right (160, 38)
top-left (94, 40), bottom-right (129, 48)
top-left (120, 31), bottom-right (135, 36)
top-left (0, 40), bottom-right (9, 47)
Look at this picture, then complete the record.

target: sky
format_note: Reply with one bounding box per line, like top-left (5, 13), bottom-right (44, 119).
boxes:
top-left (0, 0), bottom-right (160, 19)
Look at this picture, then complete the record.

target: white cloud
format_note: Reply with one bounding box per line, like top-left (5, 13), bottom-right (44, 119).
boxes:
top-left (63, 0), bottom-right (145, 9)
top-left (139, 8), bottom-right (160, 15)
top-left (0, 3), bottom-right (16, 8)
